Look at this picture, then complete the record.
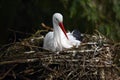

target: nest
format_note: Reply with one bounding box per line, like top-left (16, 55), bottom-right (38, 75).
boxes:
top-left (0, 24), bottom-right (120, 80)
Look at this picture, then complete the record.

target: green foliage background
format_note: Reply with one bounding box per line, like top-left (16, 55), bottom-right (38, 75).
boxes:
top-left (0, 0), bottom-right (120, 45)
top-left (62, 0), bottom-right (120, 42)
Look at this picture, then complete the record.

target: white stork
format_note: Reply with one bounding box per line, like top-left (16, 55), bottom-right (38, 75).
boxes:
top-left (43, 13), bottom-right (81, 51)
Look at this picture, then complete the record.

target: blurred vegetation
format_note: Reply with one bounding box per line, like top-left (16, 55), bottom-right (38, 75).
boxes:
top-left (62, 0), bottom-right (120, 42)
top-left (0, 0), bottom-right (120, 46)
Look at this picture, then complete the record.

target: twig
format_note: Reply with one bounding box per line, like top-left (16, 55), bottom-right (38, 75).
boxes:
top-left (0, 42), bottom-right (15, 58)
top-left (19, 69), bottom-right (34, 75)
top-left (12, 70), bottom-right (16, 79)
top-left (0, 43), bottom-right (15, 51)
top-left (41, 23), bottom-right (53, 31)
top-left (0, 64), bottom-right (17, 80)
top-left (0, 58), bottom-right (39, 65)
top-left (21, 44), bottom-right (44, 50)
top-left (62, 49), bottom-right (95, 53)
top-left (65, 71), bottom-right (74, 80)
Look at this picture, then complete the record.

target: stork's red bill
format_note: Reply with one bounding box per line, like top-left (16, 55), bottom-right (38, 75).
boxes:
top-left (43, 13), bottom-right (81, 51)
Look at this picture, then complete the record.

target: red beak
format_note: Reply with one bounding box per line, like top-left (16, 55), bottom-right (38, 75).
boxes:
top-left (59, 22), bottom-right (69, 40)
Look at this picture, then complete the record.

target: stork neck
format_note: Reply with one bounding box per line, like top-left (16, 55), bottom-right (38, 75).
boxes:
top-left (53, 23), bottom-right (64, 51)
top-left (53, 24), bottom-right (63, 40)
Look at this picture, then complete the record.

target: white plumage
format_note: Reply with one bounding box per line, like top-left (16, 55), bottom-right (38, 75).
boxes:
top-left (43, 13), bottom-right (80, 51)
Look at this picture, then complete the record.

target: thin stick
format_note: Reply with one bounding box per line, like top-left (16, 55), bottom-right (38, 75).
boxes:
top-left (0, 64), bottom-right (17, 80)
top-left (41, 23), bottom-right (53, 31)
top-left (0, 58), bottom-right (39, 65)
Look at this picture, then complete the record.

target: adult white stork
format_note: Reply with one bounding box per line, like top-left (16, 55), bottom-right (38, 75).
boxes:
top-left (43, 13), bottom-right (81, 51)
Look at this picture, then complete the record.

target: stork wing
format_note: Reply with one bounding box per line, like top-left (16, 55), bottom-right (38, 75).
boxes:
top-left (67, 32), bottom-right (81, 48)
top-left (43, 32), bottom-right (54, 51)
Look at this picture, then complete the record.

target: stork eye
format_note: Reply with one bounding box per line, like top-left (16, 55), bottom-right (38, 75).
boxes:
top-left (55, 18), bottom-right (58, 21)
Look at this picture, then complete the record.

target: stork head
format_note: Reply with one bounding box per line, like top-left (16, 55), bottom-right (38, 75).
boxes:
top-left (53, 13), bottom-right (63, 23)
top-left (53, 13), bottom-right (69, 39)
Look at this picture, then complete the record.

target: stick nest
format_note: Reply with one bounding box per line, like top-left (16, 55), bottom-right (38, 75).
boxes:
top-left (0, 24), bottom-right (120, 80)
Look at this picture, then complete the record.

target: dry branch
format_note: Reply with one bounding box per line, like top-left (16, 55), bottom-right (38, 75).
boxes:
top-left (0, 58), bottom-right (39, 65)
top-left (41, 23), bottom-right (53, 31)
